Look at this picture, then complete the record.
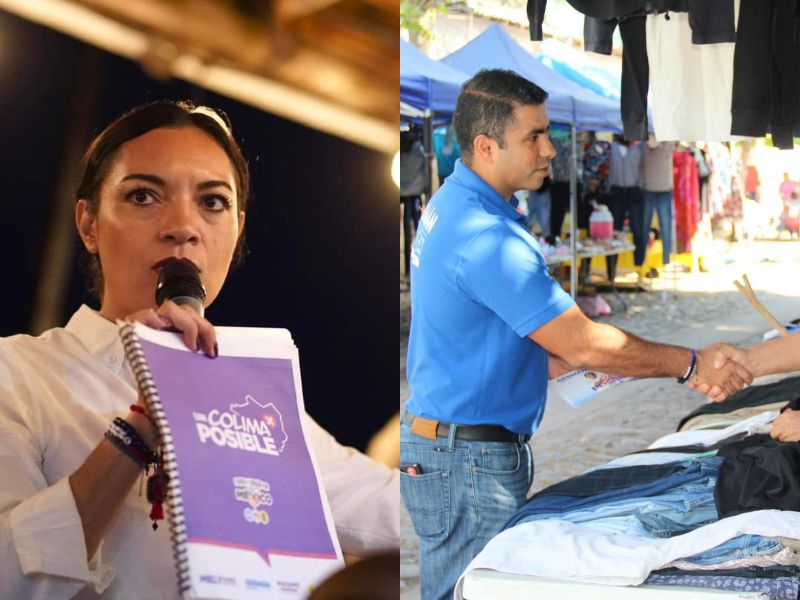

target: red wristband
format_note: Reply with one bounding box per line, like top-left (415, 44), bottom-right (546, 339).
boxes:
top-left (129, 404), bottom-right (155, 425)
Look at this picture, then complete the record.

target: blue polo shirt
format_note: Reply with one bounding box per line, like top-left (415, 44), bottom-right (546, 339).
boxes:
top-left (405, 160), bottom-right (575, 434)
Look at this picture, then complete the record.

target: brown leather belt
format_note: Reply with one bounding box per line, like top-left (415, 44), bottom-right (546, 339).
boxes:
top-left (405, 412), bottom-right (530, 443)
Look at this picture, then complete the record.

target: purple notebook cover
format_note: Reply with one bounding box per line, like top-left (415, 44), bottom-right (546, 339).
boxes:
top-left (139, 338), bottom-right (337, 561)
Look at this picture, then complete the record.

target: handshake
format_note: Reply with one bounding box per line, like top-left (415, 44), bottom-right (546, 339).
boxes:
top-left (689, 339), bottom-right (800, 442)
top-left (686, 343), bottom-right (753, 403)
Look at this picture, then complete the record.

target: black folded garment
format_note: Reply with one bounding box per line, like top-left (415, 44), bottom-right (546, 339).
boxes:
top-left (715, 433), bottom-right (800, 517)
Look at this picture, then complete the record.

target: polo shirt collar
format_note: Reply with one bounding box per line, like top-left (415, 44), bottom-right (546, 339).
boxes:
top-left (450, 159), bottom-right (526, 224)
top-left (66, 304), bottom-right (127, 376)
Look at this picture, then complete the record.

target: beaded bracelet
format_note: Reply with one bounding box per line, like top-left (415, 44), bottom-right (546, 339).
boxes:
top-left (677, 348), bottom-right (697, 384)
top-left (105, 417), bottom-right (158, 469)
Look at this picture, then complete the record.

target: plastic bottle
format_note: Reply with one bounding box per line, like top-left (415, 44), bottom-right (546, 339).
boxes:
top-left (589, 205), bottom-right (614, 240)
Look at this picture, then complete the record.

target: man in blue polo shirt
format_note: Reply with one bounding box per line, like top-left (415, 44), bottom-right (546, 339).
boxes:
top-left (400, 68), bottom-right (753, 600)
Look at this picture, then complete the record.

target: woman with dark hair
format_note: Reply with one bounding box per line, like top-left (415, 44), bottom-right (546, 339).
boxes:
top-left (0, 101), bottom-right (399, 598)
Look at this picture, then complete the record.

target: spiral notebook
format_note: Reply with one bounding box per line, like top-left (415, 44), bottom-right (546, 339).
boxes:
top-left (120, 322), bottom-right (344, 599)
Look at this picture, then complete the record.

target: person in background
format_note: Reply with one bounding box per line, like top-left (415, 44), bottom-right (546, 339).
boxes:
top-left (400, 125), bottom-right (430, 277)
top-left (401, 68), bottom-right (752, 600)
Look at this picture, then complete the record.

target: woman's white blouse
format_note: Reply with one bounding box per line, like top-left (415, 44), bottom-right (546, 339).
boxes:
top-left (0, 305), bottom-right (399, 598)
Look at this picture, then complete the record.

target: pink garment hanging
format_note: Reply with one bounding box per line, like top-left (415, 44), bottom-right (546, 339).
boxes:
top-left (672, 150), bottom-right (699, 253)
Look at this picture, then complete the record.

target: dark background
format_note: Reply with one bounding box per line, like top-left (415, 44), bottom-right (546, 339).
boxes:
top-left (0, 9), bottom-right (396, 451)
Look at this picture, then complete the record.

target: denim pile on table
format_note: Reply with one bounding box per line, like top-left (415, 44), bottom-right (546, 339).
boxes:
top-left (498, 376), bottom-right (800, 599)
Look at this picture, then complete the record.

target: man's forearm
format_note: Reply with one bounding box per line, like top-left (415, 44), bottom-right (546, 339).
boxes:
top-left (572, 323), bottom-right (693, 379)
top-left (532, 307), bottom-right (693, 379)
top-left (533, 306), bottom-right (749, 399)
top-left (582, 324), bottom-right (692, 377)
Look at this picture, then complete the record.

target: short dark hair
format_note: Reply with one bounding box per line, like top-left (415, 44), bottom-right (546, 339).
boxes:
top-left (453, 69), bottom-right (548, 163)
top-left (75, 100), bottom-right (250, 299)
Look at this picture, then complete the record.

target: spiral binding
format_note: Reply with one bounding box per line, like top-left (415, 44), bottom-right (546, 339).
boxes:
top-left (120, 323), bottom-right (192, 594)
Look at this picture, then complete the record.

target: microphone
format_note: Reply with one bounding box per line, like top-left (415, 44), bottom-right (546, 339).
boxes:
top-left (155, 258), bottom-right (206, 317)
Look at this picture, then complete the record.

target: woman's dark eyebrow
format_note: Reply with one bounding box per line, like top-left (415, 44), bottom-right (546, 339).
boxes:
top-left (119, 174), bottom-right (232, 192)
top-left (120, 173), bottom-right (165, 186)
top-left (197, 180), bottom-right (233, 192)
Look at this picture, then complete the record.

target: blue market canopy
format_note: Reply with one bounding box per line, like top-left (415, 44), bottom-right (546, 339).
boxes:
top-left (443, 24), bottom-right (622, 131)
top-left (401, 39), bottom-right (468, 117)
top-left (539, 53), bottom-right (621, 102)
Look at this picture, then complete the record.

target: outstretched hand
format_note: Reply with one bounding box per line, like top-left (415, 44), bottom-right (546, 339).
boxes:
top-left (687, 344), bottom-right (752, 402)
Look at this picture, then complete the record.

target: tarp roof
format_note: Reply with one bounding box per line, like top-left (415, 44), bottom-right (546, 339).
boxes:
top-left (443, 24), bottom-right (622, 131)
top-left (400, 39), bottom-right (468, 118)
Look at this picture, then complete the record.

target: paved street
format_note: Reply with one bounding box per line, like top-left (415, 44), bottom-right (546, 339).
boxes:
top-left (399, 240), bottom-right (800, 599)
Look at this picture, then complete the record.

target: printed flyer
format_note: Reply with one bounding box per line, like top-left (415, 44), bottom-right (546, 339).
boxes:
top-left (549, 368), bottom-right (631, 408)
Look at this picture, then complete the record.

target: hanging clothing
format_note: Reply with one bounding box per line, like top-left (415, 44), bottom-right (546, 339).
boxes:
top-left (643, 142), bottom-right (676, 192)
top-left (643, 142), bottom-right (676, 263)
top-left (731, 0), bottom-right (800, 150)
top-left (528, 1), bottom-right (747, 143)
top-left (609, 142), bottom-right (644, 187)
top-left (549, 130), bottom-right (575, 238)
top-left (687, 0), bottom-right (737, 43)
top-left (672, 149), bottom-right (699, 252)
top-left (646, 7), bottom-right (738, 142)
top-left (584, 15), bottom-right (650, 141)
top-left (744, 165), bottom-right (760, 200)
top-left (550, 181), bottom-right (572, 239)
top-left (706, 143), bottom-right (733, 217)
top-left (549, 129), bottom-right (573, 184)
top-left (608, 142), bottom-right (647, 263)
top-left (582, 139), bottom-right (612, 193)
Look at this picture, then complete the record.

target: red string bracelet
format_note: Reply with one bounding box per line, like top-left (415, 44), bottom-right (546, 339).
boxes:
top-left (129, 404), bottom-right (155, 426)
top-left (124, 406), bottom-right (166, 530)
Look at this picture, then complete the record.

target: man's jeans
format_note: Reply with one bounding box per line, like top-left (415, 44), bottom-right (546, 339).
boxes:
top-left (400, 418), bottom-right (532, 600)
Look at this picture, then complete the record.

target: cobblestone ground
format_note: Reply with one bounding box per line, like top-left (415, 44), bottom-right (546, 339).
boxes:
top-left (399, 240), bottom-right (800, 599)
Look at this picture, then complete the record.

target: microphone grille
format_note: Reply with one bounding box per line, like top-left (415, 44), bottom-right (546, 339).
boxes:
top-left (155, 259), bottom-right (206, 307)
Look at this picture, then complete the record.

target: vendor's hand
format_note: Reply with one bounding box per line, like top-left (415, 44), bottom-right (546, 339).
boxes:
top-left (689, 344), bottom-right (752, 402)
top-left (125, 300), bottom-right (217, 357)
top-left (771, 409), bottom-right (800, 442)
top-left (548, 354), bottom-right (574, 379)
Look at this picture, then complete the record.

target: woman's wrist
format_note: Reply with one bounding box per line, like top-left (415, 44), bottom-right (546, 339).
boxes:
top-left (125, 410), bottom-right (159, 450)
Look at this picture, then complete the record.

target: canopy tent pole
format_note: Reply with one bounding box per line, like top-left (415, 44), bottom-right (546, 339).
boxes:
top-left (569, 123), bottom-right (579, 299)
